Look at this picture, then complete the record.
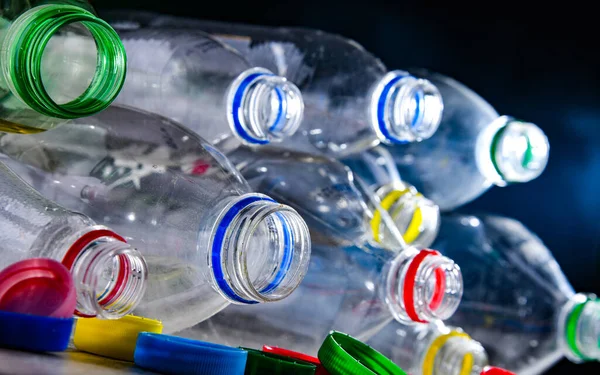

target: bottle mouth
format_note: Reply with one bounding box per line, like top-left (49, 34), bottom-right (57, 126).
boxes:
top-left (209, 194), bottom-right (311, 304)
top-left (226, 68), bottom-right (304, 145)
top-left (370, 70), bottom-right (443, 144)
top-left (385, 248), bottom-right (463, 324)
top-left (371, 184), bottom-right (440, 248)
top-left (63, 228), bottom-right (147, 319)
top-left (559, 293), bottom-right (600, 363)
top-left (430, 334), bottom-right (489, 375)
top-left (1, 4), bottom-right (126, 119)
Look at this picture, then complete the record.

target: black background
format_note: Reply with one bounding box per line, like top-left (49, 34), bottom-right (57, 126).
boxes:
top-left (96, 1), bottom-right (600, 373)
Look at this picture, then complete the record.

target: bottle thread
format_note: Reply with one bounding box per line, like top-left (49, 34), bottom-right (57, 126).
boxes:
top-left (559, 293), bottom-right (600, 363)
top-left (226, 68), bottom-right (304, 145)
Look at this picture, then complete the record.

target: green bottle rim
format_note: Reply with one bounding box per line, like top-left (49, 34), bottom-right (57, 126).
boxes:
top-left (1, 4), bottom-right (126, 119)
top-left (565, 296), bottom-right (597, 361)
top-left (318, 331), bottom-right (406, 375)
top-left (241, 347), bottom-right (317, 375)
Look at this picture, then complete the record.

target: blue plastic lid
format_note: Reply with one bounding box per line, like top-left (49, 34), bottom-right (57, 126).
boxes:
top-left (134, 332), bottom-right (248, 375)
top-left (0, 310), bottom-right (74, 352)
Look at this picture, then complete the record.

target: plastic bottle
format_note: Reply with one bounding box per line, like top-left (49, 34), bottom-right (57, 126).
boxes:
top-left (0, 1), bottom-right (126, 133)
top-left (434, 214), bottom-right (599, 374)
top-left (0, 160), bottom-right (147, 319)
top-left (177, 241), bottom-right (463, 356)
top-left (342, 145), bottom-right (440, 248)
top-left (385, 72), bottom-right (550, 211)
top-left (101, 10), bottom-right (444, 157)
top-left (0, 105), bottom-right (312, 333)
top-left (227, 146), bottom-right (438, 252)
top-left (367, 320), bottom-right (498, 375)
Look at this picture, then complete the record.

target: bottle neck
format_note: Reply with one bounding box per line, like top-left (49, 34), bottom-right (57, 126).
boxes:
top-left (383, 248), bottom-right (462, 324)
top-left (558, 293), bottom-right (600, 363)
top-left (226, 67), bottom-right (304, 146)
top-left (61, 226), bottom-right (147, 319)
top-left (425, 333), bottom-right (488, 375)
top-left (208, 193), bottom-right (311, 305)
top-left (1, 3), bottom-right (125, 119)
top-left (371, 183), bottom-right (440, 248)
top-left (370, 70), bottom-right (443, 144)
top-left (476, 116), bottom-right (550, 186)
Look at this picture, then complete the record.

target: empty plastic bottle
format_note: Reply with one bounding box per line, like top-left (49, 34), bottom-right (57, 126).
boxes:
top-left (0, 160), bottom-right (147, 319)
top-left (0, 1), bottom-right (126, 133)
top-left (177, 241), bottom-right (463, 356)
top-left (342, 145), bottom-right (440, 248)
top-left (367, 320), bottom-right (517, 375)
top-left (227, 146), bottom-right (437, 252)
top-left (0, 105), bottom-right (312, 333)
top-left (434, 214), bottom-right (599, 374)
top-left (385, 72), bottom-right (550, 211)
top-left (64, 26), bottom-right (304, 152)
top-left (101, 10), bottom-right (444, 157)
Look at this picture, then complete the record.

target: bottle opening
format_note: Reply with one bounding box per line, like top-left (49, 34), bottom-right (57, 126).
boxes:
top-left (490, 119), bottom-right (549, 184)
top-left (371, 70), bottom-right (443, 144)
top-left (64, 228), bottom-right (147, 319)
top-left (227, 68), bottom-right (304, 145)
top-left (559, 293), bottom-right (600, 362)
top-left (432, 335), bottom-right (489, 375)
top-left (385, 249), bottom-right (462, 324)
top-left (209, 194), bottom-right (311, 304)
top-left (1, 4), bottom-right (126, 119)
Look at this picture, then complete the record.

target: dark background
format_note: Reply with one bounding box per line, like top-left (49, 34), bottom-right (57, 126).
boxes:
top-left (97, 1), bottom-right (600, 373)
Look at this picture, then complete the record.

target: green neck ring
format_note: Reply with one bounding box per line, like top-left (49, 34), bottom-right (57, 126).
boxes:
top-left (565, 297), bottom-right (594, 361)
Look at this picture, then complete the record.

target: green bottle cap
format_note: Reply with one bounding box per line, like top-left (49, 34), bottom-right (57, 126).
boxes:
top-left (318, 331), bottom-right (406, 375)
top-left (241, 347), bottom-right (317, 375)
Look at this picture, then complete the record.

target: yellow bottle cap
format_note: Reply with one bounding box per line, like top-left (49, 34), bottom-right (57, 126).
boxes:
top-left (73, 315), bottom-right (163, 361)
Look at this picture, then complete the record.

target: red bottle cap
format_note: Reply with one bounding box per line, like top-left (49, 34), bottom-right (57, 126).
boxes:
top-left (0, 258), bottom-right (76, 318)
top-left (481, 366), bottom-right (516, 375)
top-left (263, 345), bottom-right (330, 375)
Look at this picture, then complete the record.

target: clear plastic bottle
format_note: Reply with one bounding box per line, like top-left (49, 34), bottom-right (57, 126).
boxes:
top-left (101, 10), bottom-right (444, 157)
top-left (0, 160), bottom-right (147, 319)
top-left (434, 214), bottom-right (600, 374)
top-left (342, 145), bottom-right (440, 248)
top-left (0, 1), bottom-right (126, 133)
top-left (177, 241), bottom-right (463, 356)
top-left (0, 105), bottom-right (312, 333)
top-left (228, 146), bottom-right (438, 252)
top-left (367, 320), bottom-right (492, 375)
top-left (385, 72), bottom-right (550, 211)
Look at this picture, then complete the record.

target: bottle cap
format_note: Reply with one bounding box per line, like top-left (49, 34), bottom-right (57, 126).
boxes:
top-left (262, 346), bottom-right (330, 375)
top-left (318, 331), bottom-right (406, 375)
top-left (73, 315), bottom-right (163, 361)
top-left (242, 347), bottom-right (317, 374)
top-left (134, 333), bottom-right (248, 375)
top-left (0, 310), bottom-right (74, 352)
top-left (0, 258), bottom-right (76, 318)
top-left (480, 366), bottom-right (516, 375)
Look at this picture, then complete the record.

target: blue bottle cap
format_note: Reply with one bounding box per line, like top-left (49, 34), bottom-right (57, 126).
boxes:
top-left (0, 310), bottom-right (74, 352)
top-left (134, 332), bottom-right (248, 375)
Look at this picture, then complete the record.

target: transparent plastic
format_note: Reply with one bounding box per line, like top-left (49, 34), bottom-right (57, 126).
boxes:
top-left (434, 214), bottom-right (599, 374)
top-left (0, 1), bottom-right (126, 132)
top-left (92, 27), bottom-right (304, 151)
top-left (368, 320), bottom-right (489, 375)
top-left (229, 146), bottom-right (411, 251)
top-left (0, 161), bottom-right (146, 319)
top-left (0, 105), bottom-right (311, 333)
top-left (342, 145), bottom-right (440, 248)
top-left (386, 72), bottom-right (550, 211)
top-left (177, 242), bottom-right (462, 356)
top-left (102, 10), bottom-right (444, 156)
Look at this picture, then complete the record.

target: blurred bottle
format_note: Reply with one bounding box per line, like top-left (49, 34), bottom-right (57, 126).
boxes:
top-left (434, 214), bottom-right (599, 374)
top-left (0, 160), bottom-right (147, 319)
top-left (385, 72), bottom-right (550, 211)
top-left (228, 146), bottom-right (438, 251)
top-left (368, 320), bottom-right (504, 375)
top-left (0, 1), bottom-right (126, 133)
top-left (101, 10), bottom-right (444, 157)
top-left (0, 105), bottom-right (312, 333)
top-left (342, 145), bottom-right (440, 248)
top-left (177, 241), bottom-right (463, 356)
